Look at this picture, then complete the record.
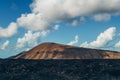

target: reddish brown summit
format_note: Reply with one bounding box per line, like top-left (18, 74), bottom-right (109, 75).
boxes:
top-left (13, 42), bottom-right (120, 59)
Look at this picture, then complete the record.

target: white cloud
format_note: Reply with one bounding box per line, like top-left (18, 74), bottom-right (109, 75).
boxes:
top-left (71, 17), bottom-right (85, 26)
top-left (114, 41), bottom-right (120, 48)
top-left (71, 20), bottom-right (79, 26)
top-left (16, 31), bottom-right (40, 49)
top-left (16, 30), bottom-right (49, 49)
top-left (40, 30), bottom-right (50, 37)
top-left (0, 22), bottom-right (17, 38)
top-left (16, 0), bottom-right (120, 31)
top-left (0, 40), bottom-right (10, 50)
top-left (93, 14), bottom-right (111, 21)
top-left (1, 0), bottom-right (120, 37)
top-left (1, 0), bottom-right (120, 51)
top-left (68, 35), bottom-right (79, 45)
top-left (53, 25), bottom-right (59, 30)
top-left (31, 0), bottom-right (120, 21)
top-left (17, 13), bottom-right (50, 31)
top-left (80, 27), bottom-right (116, 48)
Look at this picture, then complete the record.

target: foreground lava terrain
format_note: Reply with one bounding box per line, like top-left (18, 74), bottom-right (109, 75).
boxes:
top-left (0, 59), bottom-right (120, 80)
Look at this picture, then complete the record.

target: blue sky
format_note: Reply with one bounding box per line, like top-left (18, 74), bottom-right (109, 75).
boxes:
top-left (0, 0), bottom-right (120, 58)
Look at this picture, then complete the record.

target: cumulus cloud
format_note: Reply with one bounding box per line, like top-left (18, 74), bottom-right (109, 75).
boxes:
top-left (68, 35), bottom-right (79, 45)
top-left (0, 22), bottom-right (17, 38)
top-left (1, 0), bottom-right (119, 37)
top-left (16, 30), bottom-right (49, 49)
top-left (114, 41), bottom-right (120, 48)
top-left (80, 27), bottom-right (116, 48)
top-left (16, 0), bottom-right (120, 31)
top-left (31, 0), bottom-right (120, 20)
top-left (53, 25), bottom-right (60, 30)
top-left (1, 0), bottom-right (120, 51)
top-left (93, 14), bottom-right (111, 21)
top-left (71, 17), bottom-right (85, 26)
top-left (71, 20), bottom-right (79, 26)
top-left (17, 13), bottom-right (50, 31)
top-left (1, 0), bottom-right (120, 36)
top-left (0, 40), bottom-right (10, 50)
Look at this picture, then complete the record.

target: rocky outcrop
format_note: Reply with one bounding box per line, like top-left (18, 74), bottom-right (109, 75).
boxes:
top-left (12, 42), bottom-right (120, 59)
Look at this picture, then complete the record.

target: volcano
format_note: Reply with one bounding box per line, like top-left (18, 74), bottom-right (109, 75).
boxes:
top-left (11, 42), bottom-right (120, 59)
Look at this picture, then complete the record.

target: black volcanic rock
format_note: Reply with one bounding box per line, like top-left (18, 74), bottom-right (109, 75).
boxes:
top-left (0, 59), bottom-right (120, 80)
top-left (12, 42), bottom-right (120, 59)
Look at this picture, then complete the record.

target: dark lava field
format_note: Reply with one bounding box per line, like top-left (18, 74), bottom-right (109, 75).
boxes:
top-left (0, 59), bottom-right (120, 80)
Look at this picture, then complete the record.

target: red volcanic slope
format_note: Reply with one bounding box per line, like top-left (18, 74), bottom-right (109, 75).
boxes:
top-left (12, 42), bottom-right (120, 59)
